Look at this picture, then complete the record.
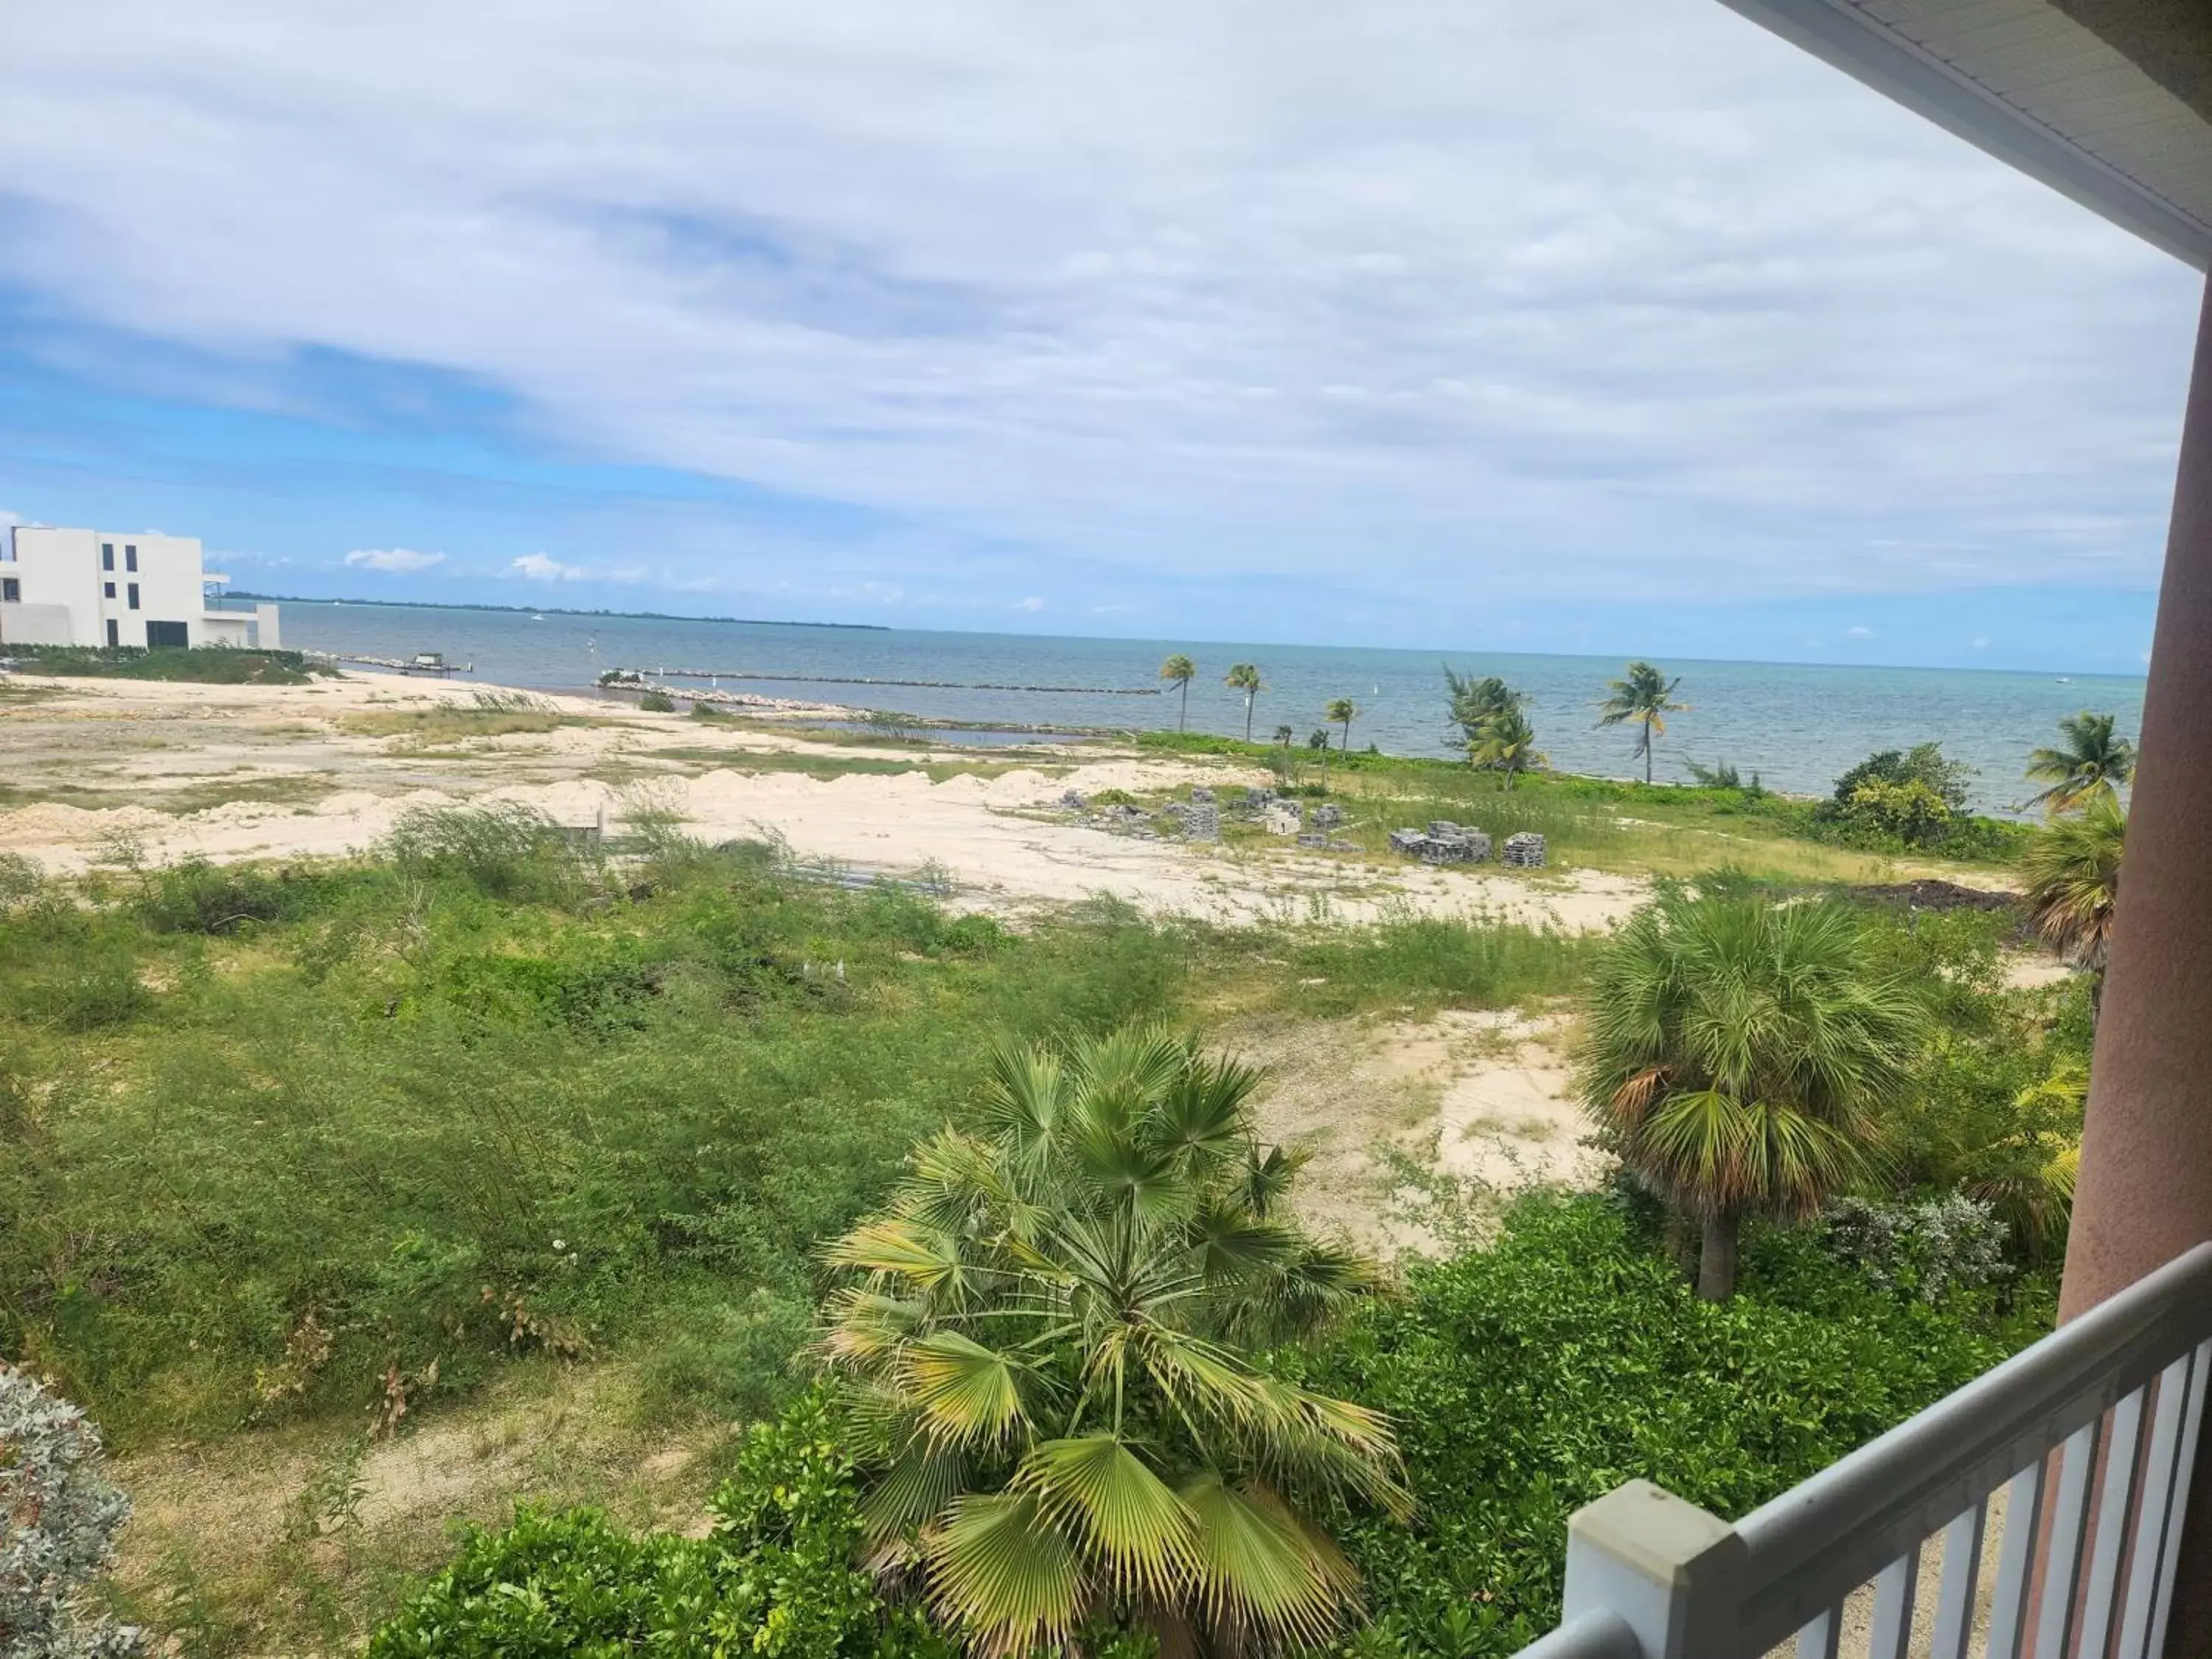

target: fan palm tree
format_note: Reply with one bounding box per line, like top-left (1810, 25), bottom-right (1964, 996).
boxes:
top-left (1159, 655), bottom-right (1197, 732)
top-left (1324, 698), bottom-right (1356, 772)
top-left (2020, 789), bottom-right (2125, 1023)
top-left (822, 1026), bottom-right (1406, 1657)
top-left (1470, 705), bottom-right (1545, 789)
top-left (1573, 892), bottom-right (1923, 1301)
top-left (1596, 662), bottom-right (1688, 785)
top-left (1225, 664), bottom-right (1265, 743)
top-left (2025, 710), bottom-right (2135, 812)
top-left (1273, 725), bottom-right (1295, 748)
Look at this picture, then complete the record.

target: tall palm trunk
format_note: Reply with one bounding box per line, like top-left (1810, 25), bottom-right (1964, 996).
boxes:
top-left (1244, 695), bottom-right (1255, 742)
top-left (1340, 717), bottom-right (1352, 756)
top-left (1644, 720), bottom-right (1655, 785)
top-left (1178, 681), bottom-right (1189, 731)
top-left (1697, 1210), bottom-right (1738, 1301)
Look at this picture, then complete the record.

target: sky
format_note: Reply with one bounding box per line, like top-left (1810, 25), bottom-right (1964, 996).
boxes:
top-left (0, 0), bottom-right (2202, 672)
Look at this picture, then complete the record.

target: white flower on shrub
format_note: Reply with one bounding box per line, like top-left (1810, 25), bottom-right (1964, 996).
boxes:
top-left (1, 1367), bottom-right (142, 1658)
top-left (1822, 1193), bottom-right (2011, 1304)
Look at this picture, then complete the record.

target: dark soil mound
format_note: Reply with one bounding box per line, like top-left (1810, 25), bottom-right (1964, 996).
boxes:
top-left (1848, 878), bottom-right (2018, 914)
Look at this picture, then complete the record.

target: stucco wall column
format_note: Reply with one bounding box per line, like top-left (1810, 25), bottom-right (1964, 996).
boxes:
top-left (2059, 268), bottom-right (2212, 1652)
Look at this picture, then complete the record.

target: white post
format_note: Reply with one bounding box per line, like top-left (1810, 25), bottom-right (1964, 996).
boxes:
top-left (1562, 1481), bottom-right (1747, 1659)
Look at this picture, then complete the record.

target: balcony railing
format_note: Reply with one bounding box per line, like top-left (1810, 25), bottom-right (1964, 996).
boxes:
top-left (1509, 1241), bottom-right (2212, 1659)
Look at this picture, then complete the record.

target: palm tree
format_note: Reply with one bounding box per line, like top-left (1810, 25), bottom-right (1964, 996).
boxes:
top-left (1573, 892), bottom-right (1923, 1301)
top-left (1225, 663), bottom-right (1265, 743)
top-left (1596, 661), bottom-right (1688, 786)
top-left (1273, 725), bottom-right (1295, 748)
top-left (1444, 669), bottom-right (1526, 762)
top-left (2021, 789), bottom-right (2125, 1022)
top-left (2025, 710), bottom-right (2135, 812)
top-left (822, 1026), bottom-right (1407, 1656)
top-left (1325, 698), bottom-right (1357, 771)
top-left (1471, 705), bottom-right (1545, 788)
top-left (1158, 654), bottom-right (1197, 732)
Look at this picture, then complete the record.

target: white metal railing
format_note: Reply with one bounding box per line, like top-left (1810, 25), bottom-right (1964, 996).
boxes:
top-left (1511, 1242), bottom-right (2212, 1659)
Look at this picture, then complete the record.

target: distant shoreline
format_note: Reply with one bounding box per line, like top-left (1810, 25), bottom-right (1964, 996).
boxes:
top-left (225, 593), bottom-right (891, 630)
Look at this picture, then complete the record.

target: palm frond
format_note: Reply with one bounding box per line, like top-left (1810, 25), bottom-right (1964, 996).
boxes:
top-left (924, 1492), bottom-right (1088, 1657)
top-left (1180, 1472), bottom-right (1357, 1651)
top-left (902, 1331), bottom-right (1032, 1448)
top-left (1015, 1433), bottom-right (1198, 1602)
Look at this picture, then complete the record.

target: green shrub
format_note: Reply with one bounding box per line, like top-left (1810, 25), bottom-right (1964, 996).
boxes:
top-left (639, 689), bottom-right (677, 712)
top-left (135, 858), bottom-right (326, 935)
top-left (1297, 1196), bottom-right (2036, 1655)
top-left (2, 644), bottom-right (324, 684)
top-left (383, 803), bottom-right (586, 900)
top-left (369, 1392), bottom-right (956, 1658)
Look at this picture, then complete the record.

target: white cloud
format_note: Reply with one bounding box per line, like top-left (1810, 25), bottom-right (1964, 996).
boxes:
top-left (510, 553), bottom-right (584, 582)
top-left (1972, 636), bottom-right (1992, 650)
top-left (1846, 625), bottom-right (1872, 638)
top-left (0, 0), bottom-right (2197, 612)
top-left (344, 546), bottom-right (445, 573)
top-left (1010, 597), bottom-right (1046, 613)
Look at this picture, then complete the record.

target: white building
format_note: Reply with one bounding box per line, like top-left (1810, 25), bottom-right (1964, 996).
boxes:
top-left (0, 526), bottom-right (278, 650)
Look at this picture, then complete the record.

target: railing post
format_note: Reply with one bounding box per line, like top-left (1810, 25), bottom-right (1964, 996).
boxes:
top-left (1562, 1480), bottom-right (1749, 1659)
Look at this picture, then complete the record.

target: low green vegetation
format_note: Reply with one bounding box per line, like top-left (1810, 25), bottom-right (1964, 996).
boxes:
top-left (0, 701), bottom-right (2128, 1658)
top-left (0, 644), bottom-right (332, 684)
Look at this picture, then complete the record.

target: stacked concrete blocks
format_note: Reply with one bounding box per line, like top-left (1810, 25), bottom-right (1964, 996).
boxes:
top-left (1502, 831), bottom-right (1547, 868)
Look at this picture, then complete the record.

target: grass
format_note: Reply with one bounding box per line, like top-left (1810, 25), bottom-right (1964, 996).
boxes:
top-left (642, 745), bottom-right (1057, 784)
top-left (1, 646), bottom-right (333, 685)
top-left (338, 695), bottom-right (597, 745)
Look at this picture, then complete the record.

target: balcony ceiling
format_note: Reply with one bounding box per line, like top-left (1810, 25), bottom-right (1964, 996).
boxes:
top-left (1714, 0), bottom-right (2212, 265)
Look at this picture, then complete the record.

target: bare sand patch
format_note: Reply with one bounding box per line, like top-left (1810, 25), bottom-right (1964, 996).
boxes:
top-left (1232, 1007), bottom-right (1606, 1254)
top-left (0, 670), bottom-right (1650, 931)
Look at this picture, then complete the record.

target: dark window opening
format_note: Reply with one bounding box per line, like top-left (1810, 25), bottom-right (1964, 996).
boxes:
top-left (102, 544), bottom-right (114, 571)
top-left (127, 582), bottom-right (139, 610)
top-left (145, 620), bottom-right (189, 648)
top-left (105, 619), bottom-right (119, 647)
top-left (125, 546), bottom-right (138, 571)
top-left (1, 577), bottom-right (19, 602)
top-left (104, 581), bottom-right (116, 599)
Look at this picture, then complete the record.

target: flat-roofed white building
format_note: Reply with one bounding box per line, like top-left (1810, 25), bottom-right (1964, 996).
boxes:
top-left (0, 526), bottom-right (278, 650)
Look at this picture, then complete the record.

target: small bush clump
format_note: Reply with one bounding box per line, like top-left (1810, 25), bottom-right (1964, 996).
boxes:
top-left (367, 1392), bottom-right (956, 1659)
top-left (0, 1367), bottom-right (142, 1658)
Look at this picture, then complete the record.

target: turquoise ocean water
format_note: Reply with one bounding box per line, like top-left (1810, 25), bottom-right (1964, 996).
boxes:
top-left (275, 601), bottom-right (2145, 818)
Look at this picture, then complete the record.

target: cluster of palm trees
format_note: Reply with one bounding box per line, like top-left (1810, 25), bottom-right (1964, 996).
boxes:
top-left (2021, 710), bottom-right (2135, 1023)
top-left (1584, 707), bottom-right (2139, 1304)
top-left (1158, 655), bottom-right (1363, 758)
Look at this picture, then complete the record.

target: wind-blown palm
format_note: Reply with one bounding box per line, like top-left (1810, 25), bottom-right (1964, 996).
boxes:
top-left (2021, 790), bottom-right (2124, 1021)
top-left (823, 1026), bottom-right (1405, 1657)
top-left (1444, 669), bottom-right (1526, 763)
top-left (1573, 893), bottom-right (1922, 1300)
top-left (1160, 655), bottom-right (1197, 732)
top-left (2025, 710), bottom-right (2135, 812)
top-left (1225, 664), bottom-right (1265, 744)
top-left (1596, 662), bottom-right (1688, 785)
top-left (1470, 705), bottom-right (1545, 788)
top-left (1325, 698), bottom-right (1356, 769)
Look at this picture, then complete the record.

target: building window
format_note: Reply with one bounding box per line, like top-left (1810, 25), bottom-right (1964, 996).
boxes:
top-left (128, 582), bottom-right (140, 611)
top-left (104, 581), bottom-right (116, 599)
top-left (102, 543), bottom-right (115, 571)
top-left (125, 546), bottom-right (138, 571)
top-left (1, 577), bottom-right (18, 602)
top-left (106, 619), bottom-right (119, 647)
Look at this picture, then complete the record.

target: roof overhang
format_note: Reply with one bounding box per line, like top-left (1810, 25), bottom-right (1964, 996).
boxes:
top-left (1712, 0), bottom-right (2212, 267)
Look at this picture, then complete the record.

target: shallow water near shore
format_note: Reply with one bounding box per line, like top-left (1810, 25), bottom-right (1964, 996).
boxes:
top-left (282, 600), bottom-right (2144, 815)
